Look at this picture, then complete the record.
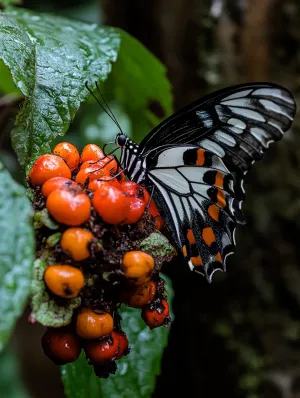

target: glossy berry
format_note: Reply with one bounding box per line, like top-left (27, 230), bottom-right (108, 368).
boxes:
top-left (84, 332), bottom-right (120, 365)
top-left (41, 177), bottom-right (81, 197)
top-left (148, 200), bottom-right (164, 230)
top-left (121, 281), bottom-right (156, 308)
top-left (53, 142), bottom-right (80, 171)
top-left (80, 144), bottom-right (105, 163)
top-left (124, 197), bottom-right (146, 224)
top-left (92, 185), bottom-right (130, 224)
top-left (115, 330), bottom-right (129, 360)
top-left (142, 298), bottom-right (170, 329)
top-left (60, 228), bottom-right (94, 261)
top-left (76, 308), bottom-right (114, 339)
top-left (29, 154), bottom-right (71, 186)
top-left (122, 251), bottom-right (155, 285)
top-left (75, 161), bottom-right (111, 184)
top-left (46, 189), bottom-right (91, 226)
top-left (121, 181), bottom-right (150, 203)
top-left (88, 178), bottom-right (121, 192)
top-left (41, 327), bottom-right (81, 365)
top-left (44, 264), bottom-right (85, 298)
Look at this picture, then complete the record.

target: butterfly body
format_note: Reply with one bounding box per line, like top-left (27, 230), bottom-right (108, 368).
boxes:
top-left (115, 83), bottom-right (296, 282)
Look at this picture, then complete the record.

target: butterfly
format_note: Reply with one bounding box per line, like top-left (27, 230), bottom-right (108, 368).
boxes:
top-left (89, 82), bottom-right (296, 282)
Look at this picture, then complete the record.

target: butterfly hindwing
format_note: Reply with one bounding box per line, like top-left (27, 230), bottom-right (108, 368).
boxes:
top-left (146, 145), bottom-right (240, 281)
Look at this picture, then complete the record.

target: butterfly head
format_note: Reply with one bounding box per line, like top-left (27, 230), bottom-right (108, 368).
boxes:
top-left (115, 133), bottom-right (128, 147)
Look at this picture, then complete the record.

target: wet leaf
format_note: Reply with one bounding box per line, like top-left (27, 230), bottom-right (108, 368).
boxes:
top-left (0, 8), bottom-right (120, 171)
top-left (0, 162), bottom-right (34, 351)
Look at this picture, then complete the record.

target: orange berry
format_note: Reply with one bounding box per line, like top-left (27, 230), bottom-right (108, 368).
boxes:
top-left (41, 327), bottom-right (81, 365)
top-left (41, 177), bottom-right (81, 197)
top-left (92, 185), bottom-right (130, 224)
top-left (29, 154), bottom-right (71, 186)
top-left (121, 281), bottom-right (156, 308)
top-left (142, 298), bottom-right (170, 329)
top-left (84, 332), bottom-right (119, 365)
top-left (148, 200), bottom-right (164, 230)
top-left (46, 189), bottom-right (91, 226)
top-left (122, 251), bottom-right (155, 285)
top-left (44, 264), bottom-right (85, 298)
top-left (60, 228), bottom-right (94, 261)
top-left (88, 178), bottom-right (121, 191)
top-left (80, 144), bottom-right (105, 163)
top-left (76, 308), bottom-right (114, 339)
top-left (75, 161), bottom-right (111, 184)
top-left (115, 330), bottom-right (129, 360)
top-left (53, 142), bottom-right (80, 171)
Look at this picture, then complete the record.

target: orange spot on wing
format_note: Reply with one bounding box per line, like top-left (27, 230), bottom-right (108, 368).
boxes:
top-left (182, 245), bottom-right (187, 257)
top-left (215, 252), bottom-right (222, 262)
top-left (196, 149), bottom-right (205, 166)
top-left (208, 204), bottom-right (220, 222)
top-left (217, 189), bottom-right (226, 208)
top-left (215, 172), bottom-right (224, 188)
top-left (191, 255), bottom-right (203, 266)
top-left (202, 227), bottom-right (216, 246)
top-left (187, 229), bottom-right (196, 244)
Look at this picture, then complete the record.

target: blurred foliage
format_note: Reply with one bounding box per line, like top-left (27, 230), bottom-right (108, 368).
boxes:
top-left (0, 346), bottom-right (29, 397)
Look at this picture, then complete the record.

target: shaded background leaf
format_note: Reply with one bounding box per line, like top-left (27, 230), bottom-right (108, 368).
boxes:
top-left (0, 345), bottom-right (29, 398)
top-left (0, 162), bottom-right (34, 352)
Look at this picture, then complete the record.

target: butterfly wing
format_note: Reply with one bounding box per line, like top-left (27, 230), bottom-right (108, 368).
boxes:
top-left (145, 145), bottom-right (239, 281)
top-left (141, 83), bottom-right (296, 280)
top-left (140, 83), bottom-right (296, 174)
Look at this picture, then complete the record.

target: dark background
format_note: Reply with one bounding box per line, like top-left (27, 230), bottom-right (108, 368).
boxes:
top-left (2, 1), bottom-right (300, 397)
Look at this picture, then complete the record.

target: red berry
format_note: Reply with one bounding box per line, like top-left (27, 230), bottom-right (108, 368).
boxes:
top-left (115, 330), bottom-right (129, 360)
top-left (121, 181), bottom-right (150, 203)
top-left (46, 189), bottom-right (91, 226)
top-left (84, 332), bottom-right (119, 365)
top-left (29, 154), bottom-right (71, 186)
top-left (142, 298), bottom-right (170, 329)
top-left (41, 177), bottom-right (81, 197)
top-left (88, 178), bottom-right (121, 192)
top-left (123, 197), bottom-right (146, 224)
top-left (148, 200), bottom-right (164, 230)
top-left (53, 142), bottom-right (80, 171)
top-left (92, 185), bottom-right (130, 224)
top-left (41, 327), bottom-right (81, 365)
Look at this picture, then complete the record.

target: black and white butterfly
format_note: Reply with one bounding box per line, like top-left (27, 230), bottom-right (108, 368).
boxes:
top-left (92, 82), bottom-right (296, 282)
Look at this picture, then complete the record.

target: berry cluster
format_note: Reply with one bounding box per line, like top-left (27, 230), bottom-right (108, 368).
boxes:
top-left (28, 142), bottom-right (173, 378)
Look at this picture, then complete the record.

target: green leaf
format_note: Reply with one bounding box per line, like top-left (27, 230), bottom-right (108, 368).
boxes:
top-left (0, 162), bottom-right (34, 352)
top-left (61, 276), bottom-right (173, 398)
top-left (102, 29), bottom-right (173, 142)
top-left (0, 8), bottom-right (120, 171)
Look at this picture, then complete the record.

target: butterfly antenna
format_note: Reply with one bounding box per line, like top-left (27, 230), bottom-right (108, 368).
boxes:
top-left (95, 81), bottom-right (123, 134)
top-left (85, 81), bottom-right (122, 132)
